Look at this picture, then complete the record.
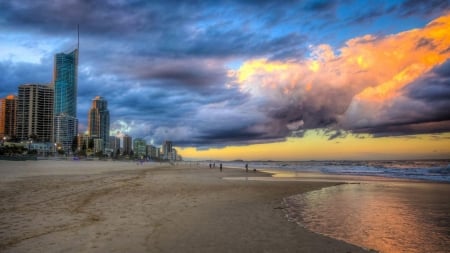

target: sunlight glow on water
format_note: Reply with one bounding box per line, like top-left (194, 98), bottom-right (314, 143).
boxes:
top-left (284, 182), bottom-right (450, 253)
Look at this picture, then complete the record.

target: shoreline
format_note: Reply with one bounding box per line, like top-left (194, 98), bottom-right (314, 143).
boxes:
top-left (222, 160), bottom-right (450, 184)
top-left (0, 160), bottom-right (370, 252)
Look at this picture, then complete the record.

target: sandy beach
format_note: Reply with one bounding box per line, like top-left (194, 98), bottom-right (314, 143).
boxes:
top-left (0, 160), bottom-right (369, 253)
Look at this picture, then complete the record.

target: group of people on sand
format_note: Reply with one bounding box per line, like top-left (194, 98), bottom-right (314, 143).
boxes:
top-left (208, 162), bottom-right (256, 173)
top-left (209, 162), bottom-right (222, 171)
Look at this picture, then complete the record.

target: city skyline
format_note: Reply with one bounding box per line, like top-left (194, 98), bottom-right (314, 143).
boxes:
top-left (1, 1), bottom-right (449, 160)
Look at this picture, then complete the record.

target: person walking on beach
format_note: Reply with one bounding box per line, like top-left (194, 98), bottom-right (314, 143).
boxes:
top-left (220, 163), bottom-right (222, 172)
top-left (245, 163), bottom-right (248, 173)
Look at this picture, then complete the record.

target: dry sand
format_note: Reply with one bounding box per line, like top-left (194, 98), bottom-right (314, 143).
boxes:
top-left (0, 160), bottom-right (369, 253)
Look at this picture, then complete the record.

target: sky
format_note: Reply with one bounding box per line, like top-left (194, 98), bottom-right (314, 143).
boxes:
top-left (1, 0), bottom-right (449, 160)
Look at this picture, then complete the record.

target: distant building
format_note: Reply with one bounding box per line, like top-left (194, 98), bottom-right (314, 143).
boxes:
top-left (146, 145), bottom-right (159, 159)
top-left (122, 134), bottom-right (132, 155)
top-left (171, 148), bottom-right (177, 161)
top-left (53, 48), bottom-right (79, 153)
top-left (88, 96), bottom-right (110, 153)
top-left (16, 84), bottom-right (53, 142)
top-left (76, 133), bottom-right (89, 152)
top-left (169, 148), bottom-right (182, 161)
top-left (93, 138), bottom-right (104, 154)
top-left (0, 94), bottom-right (17, 140)
top-left (109, 136), bottom-right (120, 153)
top-left (133, 138), bottom-right (147, 158)
top-left (162, 140), bottom-right (172, 160)
top-left (155, 147), bottom-right (160, 159)
top-left (29, 142), bottom-right (54, 156)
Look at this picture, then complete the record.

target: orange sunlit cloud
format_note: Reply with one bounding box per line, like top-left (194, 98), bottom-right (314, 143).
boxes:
top-left (228, 13), bottom-right (450, 135)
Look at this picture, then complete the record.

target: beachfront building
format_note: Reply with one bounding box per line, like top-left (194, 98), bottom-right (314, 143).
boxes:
top-left (29, 142), bottom-right (54, 156)
top-left (53, 48), bottom-right (79, 154)
top-left (16, 84), bottom-right (54, 142)
top-left (133, 138), bottom-right (147, 158)
top-left (0, 94), bottom-right (17, 140)
top-left (54, 114), bottom-right (78, 154)
top-left (171, 148), bottom-right (177, 161)
top-left (109, 135), bottom-right (120, 156)
top-left (162, 140), bottom-right (172, 160)
top-left (109, 136), bottom-right (120, 150)
top-left (88, 96), bottom-right (110, 153)
top-left (146, 145), bottom-right (159, 159)
top-left (122, 134), bottom-right (132, 155)
top-left (76, 134), bottom-right (89, 152)
top-left (93, 138), bottom-right (104, 154)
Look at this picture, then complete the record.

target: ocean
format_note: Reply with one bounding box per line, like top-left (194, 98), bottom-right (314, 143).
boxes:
top-left (223, 160), bottom-right (450, 253)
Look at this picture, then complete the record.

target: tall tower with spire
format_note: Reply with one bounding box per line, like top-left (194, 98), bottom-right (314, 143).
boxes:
top-left (53, 26), bottom-right (79, 154)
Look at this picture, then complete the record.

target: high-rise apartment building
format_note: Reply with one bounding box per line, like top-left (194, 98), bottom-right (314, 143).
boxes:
top-left (0, 94), bottom-right (17, 140)
top-left (109, 136), bottom-right (120, 153)
top-left (16, 84), bottom-right (54, 142)
top-left (88, 96), bottom-right (110, 152)
top-left (53, 48), bottom-right (79, 153)
top-left (146, 145), bottom-right (159, 159)
top-left (162, 140), bottom-right (173, 160)
top-left (133, 138), bottom-right (147, 157)
top-left (122, 134), bottom-right (132, 155)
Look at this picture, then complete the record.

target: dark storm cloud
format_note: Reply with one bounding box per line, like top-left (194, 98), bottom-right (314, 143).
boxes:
top-left (399, 0), bottom-right (450, 17)
top-left (403, 60), bottom-right (450, 118)
top-left (352, 121), bottom-right (450, 137)
top-left (0, 60), bottom-right (52, 91)
top-left (122, 58), bottom-right (229, 90)
top-left (302, 0), bottom-right (338, 12)
top-left (0, 0), bottom-right (307, 58)
top-left (346, 6), bottom-right (394, 25)
top-left (348, 60), bottom-right (450, 137)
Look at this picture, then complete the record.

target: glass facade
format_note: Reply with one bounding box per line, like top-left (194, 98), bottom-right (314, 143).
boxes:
top-left (53, 49), bottom-right (78, 154)
top-left (53, 49), bottom-right (78, 117)
top-left (54, 114), bottom-right (78, 153)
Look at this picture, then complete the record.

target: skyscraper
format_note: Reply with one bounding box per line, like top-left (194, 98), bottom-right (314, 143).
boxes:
top-left (0, 94), bottom-right (17, 140)
top-left (53, 48), bottom-right (79, 153)
top-left (88, 96), bottom-right (110, 152)
top-left (16, 84), bottom-right (53, 142)
top-left (53, 49), bottom-right (78, 117)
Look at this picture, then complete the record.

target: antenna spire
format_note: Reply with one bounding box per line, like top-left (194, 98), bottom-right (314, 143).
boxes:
top-left (77, 24), bottom-right (79, 50)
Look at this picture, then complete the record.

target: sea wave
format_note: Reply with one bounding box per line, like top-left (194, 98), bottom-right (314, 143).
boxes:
top-left (223, 160), bottom-right (450, 183)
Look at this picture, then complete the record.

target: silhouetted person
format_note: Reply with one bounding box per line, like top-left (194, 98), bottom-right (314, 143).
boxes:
top-left (245, 163), bottom-right (248, 173)
top-left (220, 163), bottom-right (222, 172)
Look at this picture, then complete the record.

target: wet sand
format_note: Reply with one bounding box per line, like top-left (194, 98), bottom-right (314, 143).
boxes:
top-left (0, 160), bottom-right (369, 253)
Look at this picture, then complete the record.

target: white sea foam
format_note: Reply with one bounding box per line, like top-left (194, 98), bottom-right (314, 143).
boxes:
top-left (223, 160), bottom-right (450, 182)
